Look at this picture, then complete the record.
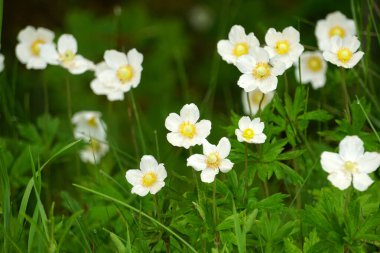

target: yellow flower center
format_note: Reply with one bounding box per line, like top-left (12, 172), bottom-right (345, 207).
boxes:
top-left (253, 62), bottom-right (271, 79)
top-left (250, 90), bottom-right (265, 105)
top-left (242, 128), bottom-right (255, 140)
top-left (179, 122), bottom-right (196, 138)
top-left (329, 26), bottom-right (345, 38)
top-left (307, 56), bottom-right (322, 72)
top-left (233, 43), bottom-right (249, 57)
top-left (59, 50), bottom-right (75, 63)
top-left (142, 172), bottom-right (157, 187)
top-left (275, 40), bottom-right (290, 55)
top-left (87, 116), bottom-right (98, 127)
top-left (89, 139), bottom-right (101, 152)
top-left (344, 161), bottom-right (358, 173)
top-left (206, 152), bottom-right (221, 169)
top-left (31, 39), bottom-right (46, 56)
top-left (116, 65), bottom-right (134, 83)
top-left (337, 48), bottom-right (352, 63)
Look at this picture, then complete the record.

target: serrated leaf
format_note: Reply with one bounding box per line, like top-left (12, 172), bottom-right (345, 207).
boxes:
top-left (299, 110), bottom-right (333, 121)
top-left (277, 149), bottom-right (305, 160)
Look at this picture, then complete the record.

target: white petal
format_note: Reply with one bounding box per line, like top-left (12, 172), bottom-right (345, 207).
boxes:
top-left (257, 76), bottom-right (277, 94)
top-left (254, 48), bottom-right (270, 62)
top-left (238, 116), bottom-right (251, 130)
top-left (339, 136), bottom-right (364, 161)
top-left (131, 185), bottom-right (150, 196)
top-left (167, 132), bottom-right (185, 148)
top-left (127, 48), bottom-right (143, 67)
top-left (18, 26), bottom-right (37, 43)
top-left (26, 58), bottom-right (47, 69)
top-left (104, 50), bottom-right (127, 69)
top-left (200, 168), bottom-right (218, 183)
top-left (238, 74), bottom-right (257, 92)
top-left (283, 26), bottom-right (300, 43)
top-left (58, 34), bottom-right (78, 55)
top-left (107, 91), bottom-right (124, 101)
top-left (156, 164), bottom-right (167, 181)
top-left (140, 155), bottom-right (158, 172)
top-left (352, 173), bottom-right (373, 191)
top-left (219, 159), bottom-right (233, 173)
top-left (202, 139), bottom-right (216, 155)
top-left (195, 120), bottom-right (211, 139)
top-left (265, 28), bottom-right (280, 47)
top-left (346, 51), bottom-right (364, 68)
top-left (236, 55), bottom-right (255, 73)
top-left (15, 44), bottom-right (31, 64)
top-left (321, 152), bottom-right (344, 173)
top-left (217, 40), bottom-right (235, 64)
top-left (40, 44), bottom-right (59, 65)
top-left (165, 113), bottom-right (181, 132)
top-left (180, 103), bottom-right (200, 123)
top-left (150, 181), bottom-right (165, 194)
top-left (187, 154), bottom-right (207, 171)
top-left (36, 27), bottom-right (54, 42)
top-left (217, 137), bottom-right (231, 159)
top-left (327, 172), bottom-right (351, 190)
top-left (252, 133), bottom-right (267, 143)
top-left (235, 129), bottom-right (244, 142)
top-left (228, 25), bottom-right (246, 43)
top-left (357, 152), bottom-right (380, 173)
top-left (252, 120), bottom-right (264, 133)
top-left (125, 169), bottom-right (142, 186)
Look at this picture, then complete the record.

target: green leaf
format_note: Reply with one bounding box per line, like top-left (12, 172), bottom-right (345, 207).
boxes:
top-left (284, 238), bottom-right (302, 253)
top-left (299, 110), bottom-right (333, 121)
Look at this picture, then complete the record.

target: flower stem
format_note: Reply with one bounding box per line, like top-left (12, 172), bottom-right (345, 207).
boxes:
top-left (213, 180), bottom-right (220, 250)
top-left (340, 69), bottom-right (351, 123)
top-left (246, 92), bottom-right (253, 116)
top-left (153, 194), bottom-right (161, 222)
top-left (129, 90), bottom-right (146, 154)
top-left (258, 93), bottom-right (265, 116)
top-left (244, 142), bottom-right (248, 205)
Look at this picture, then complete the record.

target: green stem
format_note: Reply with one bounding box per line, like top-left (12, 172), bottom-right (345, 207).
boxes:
top-left (244, 143), bottom-right (248, 205)
top-left (258, 94), bottom-right (265, 117)
top-left (246, 92), bottom-right (253, 116)
top-left (213, 180), bottom-right (220, 250)
top-left (340, 69), bottom-right (351, 123)
top-left (129, 90), bottom-right (146, 154)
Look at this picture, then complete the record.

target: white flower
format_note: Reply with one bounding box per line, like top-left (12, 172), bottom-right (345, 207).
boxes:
top-left (79, 138), bottom-right (109, 164)
top-left (315, 11), bottom-right (356, 51)
top-left (0, 53), bottom-right (4, 72)
top-left (321, 136), bottom-right (380, 191)
top-left (236, 47), bottom-right (286, 93)
top-left (40, 34), bottom-right (94, 74)
top-left (126, 155), bottom-right (167, 196)
top-left (217, 25), bottom-right (260, 65)
top-left (165, 103), bottom-right (211, 149)
top-left (72, 111), bottom-right (107, 141)
top-left (295, 51), bottom-right (327, 89)
top-left (90, 49), bottom-right (143, 101)
top-left (187, 137), bottom-right (234, 183)
top-left (90, 62), bottom-right (125, 101)
top-left (235, 116), bottom-right (266, 144)
top-left (15, 26), bottom-right (55, 69)
top-left (322, 36), bottom-right (364, 69)
top-left (242, 90), bottom-right (274, 115)
top-left (264, 26), bottom-right (304, 69)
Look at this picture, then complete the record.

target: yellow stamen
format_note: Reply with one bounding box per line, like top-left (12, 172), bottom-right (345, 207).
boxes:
top-left (275, 40), bottom-right (290, 55)
top-left (59, 50), bottom-right (75, 63)
top-left (242, 128), bottom-right (255, 140)
top-left (344, 161), bottom-right (358, 173)
top-left (252, 62), bottom-right (271, 79)
top-left (87, 116), bottom-right (98, 127)
top-left (142, 172), bottom-right (157, 187)
top-left (116, 65), bottom-right (134, 83)
top-left (337, 48), bottom-right (352, 63)
top-left (206, 152), bottom-right (221, 169)
top-left (307, 56), bottom-right (322, 72)
top-left (31, 39), bottom-right (46, 56)
top-left (233, 43), bottom-right (249, 57)
top-left (329, 26), bottom-right (345, 38)
top-left (179, 122), bottom-right (196, 138)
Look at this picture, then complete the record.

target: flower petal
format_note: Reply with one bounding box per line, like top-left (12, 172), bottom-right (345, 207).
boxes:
top-left (131, 185), bottom-right (150, 196)
top-left (165, 113), bottom-right (181, 132)
top-left (104, 50), bottom-right (127, 69)
top-left (200, 168), bottom-right (218, 183)
top-left (217, 137), bottom-right (231, 159)
top-left (357, 152), bottom-right (380, 173)
top-left (352, 173), bottom-right (373, 191)
top-left (58, 34), bottom-right (78, 55)
top-left (187, 154), bottom-right (207, 171)
top-left (180, 103), bottom-right (200, 124)
top-left (125, 169), bottom-right (142, 186)
top-left (327, 171), bottom-right (351, 190)
top-left (321, 151), bottom-right (344, 173)
top-left (140, 155), bottom-right (158, 172)
top-left (150, 181), bottom-right (165, 194)
top-left (339, 136), bottom-right (364, 161)
top-left (219, 159), bottom-right (233, 173)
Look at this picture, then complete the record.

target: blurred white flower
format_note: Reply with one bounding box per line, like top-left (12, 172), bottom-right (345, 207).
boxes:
top-left (264, 26), bottom-right (304, 69)
top-left (41, 34), bottom-right (94, 74)
top-left (126, 155), bottom-right (167, 196)
top-left (165, 103), bottom-right (211, 149)
top-left (217, 25), bottom-right (260, 65)
top-left (79, 138), bottom-right (109, 164)
top-left (315, 11), bottom-right (356, 51)
top-left (295, 51), bottom-right (327, 89)
top-left (0, 53), bottom-right (4, 72)
top-left (188, 5), bottom-right (213, 31)
top-left (322, 36), bottom-right (364, 68)
top-left (321, 136), bottom-right (380, 191)
top-left (15, 26), bottom-right (55, 69)
top-left (72, 111), bottom-right (107, 141)
top-left (187, 137), bottom-right (233, 183)
top-left (90, 49), bottom-right (143, 101)
top-left (242, 90), bottom-right (274, 115)
top-left (72, 111), bottom-right (108, 164)
top-left (235, 116), bottom-right (266, 144)
top-left (236, 47), bottom-right (286, 93)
